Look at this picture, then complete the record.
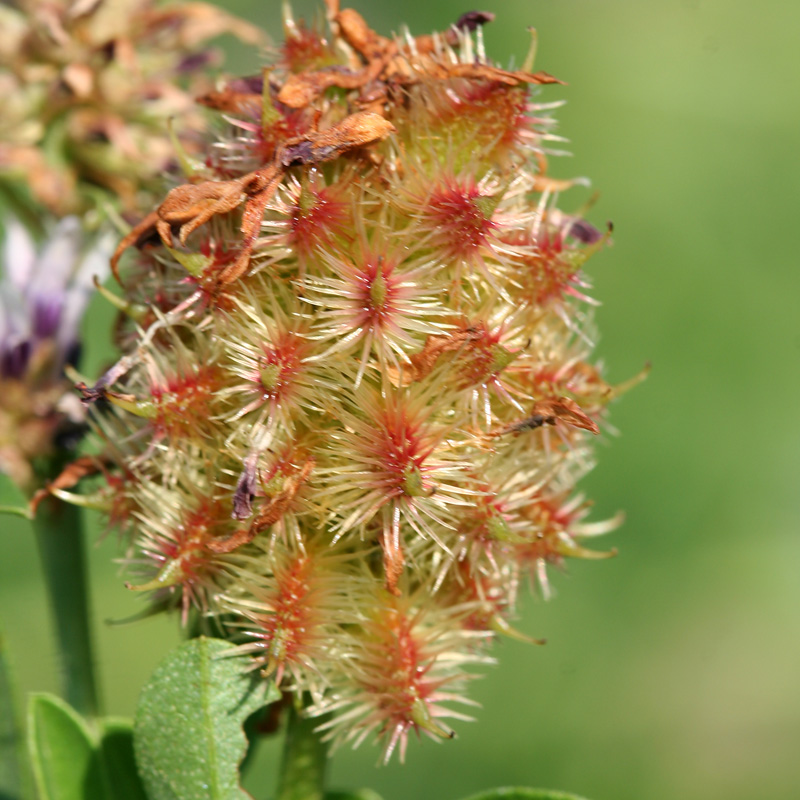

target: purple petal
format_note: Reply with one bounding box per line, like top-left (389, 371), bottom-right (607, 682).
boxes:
top-left (0, 339), bottom-right (31, 379)
top-left (31, 216), bottom-right (82, 290)
top-left (0, 285), bottom-right (31, 350)
top-left (57, 228), bottom-right (114, 359)
top-left (32, 294), bottom-right (64, 339)
top-left (2, 216), bottom-right (37, 291)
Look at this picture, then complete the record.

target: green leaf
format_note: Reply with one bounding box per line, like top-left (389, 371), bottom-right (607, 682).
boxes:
top-left (134, 637), bottom-right (275, 800)
top-left (0, 631), bottom-right (27, 800)
top-left (27, 693), bottom-right (102, 800)
top-left (95, 719), bottom-right (148, 800)
top-left (460, 790), bottom-right (591, 800)
top-left (325, 791), bottom-right (384, 800)
top-left (26, 697), bottom-right (148, 800)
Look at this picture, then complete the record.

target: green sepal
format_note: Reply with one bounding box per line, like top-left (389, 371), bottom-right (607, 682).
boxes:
top-left (402, 463), bottom-right (432, 497)
top-left (104, 393), bottom-right (157, 419)
top-left (521, 27), bottom-right (538, 73)
top-left (91, 276), bottom-right (148, 321)
top-left (486, 511), bottom-right (526, 543)
top-left (166, 245), bottom-right (212, 277)
top-left (460, 789), bottom-right (591, 800)
top-left (167, 118), bottom-right (206, 178)
top-left (134, 637), bottom-right (277, 800)
top-left (0, 504), bottom-right (32, 519)
top-left (488, 344), bottom-right (517, 374)
top-left (473, 192), bottom-right (502, 219)
top-left (261, 68), bottom-right (281, 129)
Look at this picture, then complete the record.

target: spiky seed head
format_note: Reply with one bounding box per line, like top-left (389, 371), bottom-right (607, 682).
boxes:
top-left (69, 3), bottom-right (642, 760)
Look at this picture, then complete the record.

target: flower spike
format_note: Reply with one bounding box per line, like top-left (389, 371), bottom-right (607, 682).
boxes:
top-left (62, 2), bottom-right (642, 760)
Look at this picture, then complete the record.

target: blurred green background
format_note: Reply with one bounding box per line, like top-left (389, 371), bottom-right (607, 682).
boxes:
top-left (2, 0), bottom-right (799, 798)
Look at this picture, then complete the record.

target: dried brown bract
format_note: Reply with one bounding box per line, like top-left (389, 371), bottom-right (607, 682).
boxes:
top-left (111, 111), bottom-right (395, 285)
top-left (30, 456), bottom-right (107, 514)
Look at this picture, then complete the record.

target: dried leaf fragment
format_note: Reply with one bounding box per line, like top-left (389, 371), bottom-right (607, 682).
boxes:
top-left (30, 456), bottom-right (106, 513)
top-left (197, 86), bottom-right (262, 116)
top-left (335, 8), bottom-right (395, 61)
top-left (278, 62), bottom-right (386, 108)
top-left (280, 111), bottom-right (395, 166)
top-left (425, 61), bottom-right (563, 87)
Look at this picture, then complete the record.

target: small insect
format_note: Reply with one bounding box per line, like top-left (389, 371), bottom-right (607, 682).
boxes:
top-left (500, 396), bottom-right (599, 436)
top-left (207, 457), bottom-right (315, 554)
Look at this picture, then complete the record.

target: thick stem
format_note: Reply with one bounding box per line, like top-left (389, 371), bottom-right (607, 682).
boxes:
top-left (1, 622), bottom-right (31, 800)
top-left (276, 701), bottom-right (330, 800)
top-left (33, 496), bottom-right (99, 718)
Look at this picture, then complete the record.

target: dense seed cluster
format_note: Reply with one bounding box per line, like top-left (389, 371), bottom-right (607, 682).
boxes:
top-left (71, 3), bottom-right (638, 761)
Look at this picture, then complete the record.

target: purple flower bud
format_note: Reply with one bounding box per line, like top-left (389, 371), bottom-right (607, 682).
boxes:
top-left (0, 340), bottom-right (31, 380)
top-left (566, 217), bottom-right (604, 245)
top-left (1, 215), bottom-right (112, 379)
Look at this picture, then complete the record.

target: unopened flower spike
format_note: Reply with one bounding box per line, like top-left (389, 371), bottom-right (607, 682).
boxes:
top-left (65, 2), bottom-right (644, 761)
top-left (0, 0), bottom-right (264, 216)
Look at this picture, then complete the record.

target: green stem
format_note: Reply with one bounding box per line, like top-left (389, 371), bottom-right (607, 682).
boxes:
top-left (0, 622), bottom-right (32, 799)
top-left (33, 496), bottom-right (99, 718)
top-left (276, 702), bottom-right (330, 800)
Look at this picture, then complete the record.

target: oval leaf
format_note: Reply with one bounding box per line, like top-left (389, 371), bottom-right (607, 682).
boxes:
top-left (134, 637), bottom-right (272, 800)
top-left (27, 693), bottom-right (102, 800)
top-left (460, 790), bottom-right (591, 800)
